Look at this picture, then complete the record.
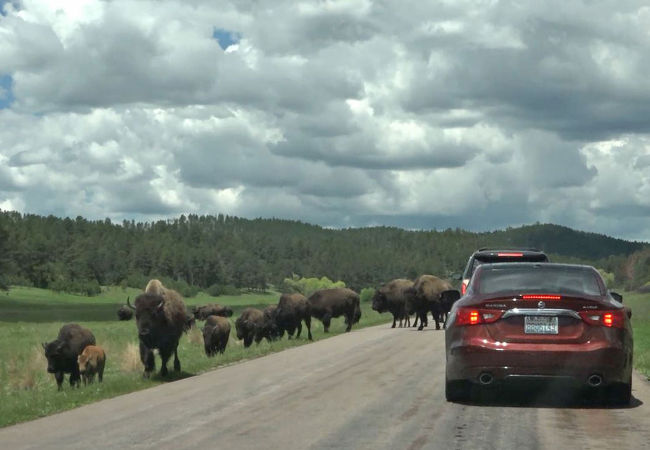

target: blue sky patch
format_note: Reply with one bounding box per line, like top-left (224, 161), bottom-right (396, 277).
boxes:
top-left (0, 75), bottom-right (14, 109)
top-left (212, 28), bottom-right (241, 50)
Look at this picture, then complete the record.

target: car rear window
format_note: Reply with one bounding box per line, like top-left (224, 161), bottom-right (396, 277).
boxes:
top-left (468, 254), bottom-right (548, 277)
top-left (475, 265), bottom-right (603, 296)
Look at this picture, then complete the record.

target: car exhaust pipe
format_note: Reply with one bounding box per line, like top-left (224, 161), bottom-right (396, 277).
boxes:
top-left (478, 372), bottom-right (494, 386)
top-left (587, 374), bottom-right (603, 387)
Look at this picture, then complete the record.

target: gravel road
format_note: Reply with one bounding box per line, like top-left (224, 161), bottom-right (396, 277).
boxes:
top-left (1, 324), bottom-right (649, 449)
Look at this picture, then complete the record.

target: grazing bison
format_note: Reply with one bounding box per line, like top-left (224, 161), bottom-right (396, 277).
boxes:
top-left (262, 304), bottom-right (283, 341)
top-left (202, 315), bottom-right (231, 356)
top-left (128, 280), bottom-right (187, 377)
top-left (42, 324), bottom-right (96, 390)
top-left (275, 293), bottom-right (312, 340)
top-left (235, 308), bottom-right (265, 348)
top-left (309, 288), bottom-right (361, 333)
top-left (371, 279), bottom-right (414, 328)
top-left (77, 345), bottom-right (106, 385)
top-left (192, 304), bottom-right (234, 321)
top-left (406, 275), bottom-right (453, 331)
top-left (117, 305), bottom-right (133, 321)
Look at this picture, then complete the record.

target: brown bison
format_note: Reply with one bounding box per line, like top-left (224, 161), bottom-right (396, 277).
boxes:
top-left (117, 305), bottom-right (133, 321)
top-left (42, 324), bottom-right (96, 390)
top-left (440, 289), bottom-right (461, 326)
top-left (371, 279), bottom-right (414, 328)
top-left (192, 304), bottom-right (234, 320)
top-left (262, 304), bottom-right (283, 341)
top-left (275, 293), bottom-right (312, 340)
top-left (77, 345), bottom-right (106, 385)
top-left (235, 308), bottom-right (265, 348)
top-left (128, 280), bottom-right (187, 377)
top-left (309, 288), bottom-right (361, 333)
top-left (202, 315), bottom-right (231, 356)
top-left (406, 275), bottom-right (453, 331)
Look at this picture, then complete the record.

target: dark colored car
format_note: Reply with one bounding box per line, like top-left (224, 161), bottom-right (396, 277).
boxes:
top-left (445, 262), bottom-right (633, 404)
top-left (460, 248), bottom-right (549, 295)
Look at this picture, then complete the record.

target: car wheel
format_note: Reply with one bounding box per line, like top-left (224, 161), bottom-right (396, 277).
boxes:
top-left (607, 379), bottom-right (632, 406)
top-left (445, 377), bottom-right (471, 402)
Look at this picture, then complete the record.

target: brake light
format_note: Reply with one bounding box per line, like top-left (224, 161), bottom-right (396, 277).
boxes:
top-left (578, 310), bottom-right (625, 328)
top-left (497, 252), bottom-right (523, 257)
top-left (455, 307), bottom-right (504, 326)
top-left (461, 281), bottom-right (468, 295)
top-left (522, 295), bottom-right (562, 300)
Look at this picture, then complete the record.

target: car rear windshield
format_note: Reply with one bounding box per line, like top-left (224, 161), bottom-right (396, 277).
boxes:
top-left (466, 254), bottom-right (548, 278)
top-left (474, 265), bottom-right (603, 296)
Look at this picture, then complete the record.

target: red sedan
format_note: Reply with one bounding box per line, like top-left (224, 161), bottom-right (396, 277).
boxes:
top-left (445, 262), bottom-right (633, 404)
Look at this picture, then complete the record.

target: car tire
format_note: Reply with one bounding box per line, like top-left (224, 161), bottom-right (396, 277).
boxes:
top-left (445, 377), bottom-right (471, 402)
top-left (607, 379), bottom-right (632, 406)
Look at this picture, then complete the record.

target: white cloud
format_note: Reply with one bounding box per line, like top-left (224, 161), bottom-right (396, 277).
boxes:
top-left (0, 0), bottom-right (650, 240)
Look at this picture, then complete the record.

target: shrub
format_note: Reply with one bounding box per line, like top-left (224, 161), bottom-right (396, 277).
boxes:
top-left (360, 287), bottom-right (375, 303)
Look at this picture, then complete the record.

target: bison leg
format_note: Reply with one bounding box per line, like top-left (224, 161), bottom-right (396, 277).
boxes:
top-left (55, 371), bottom-right (64, 391)
top-left (322, 313), bottom-right (332, 333)
top-left (70, 366), bottom-right (81, 388)
top-left (305, 316), bottom-right (313, 341)
top-left (296, 322), bottom-right (303, 339)
top-left (159, 348), bottom-right (172, 377)
top-left (98, 364), bottom-right (104, 383)
top-left (244, 335), bottom-right (253, 348)
top-left (173, 347), bottom-right (181, 372)
top-left (139, 342), bottom-right (155, 378)
top-left (344, 313), bottom-right (353, 332)
top-left (391, 313), bottom-right (397, 328)
top-left (417, 311), bottom-right (427, 331)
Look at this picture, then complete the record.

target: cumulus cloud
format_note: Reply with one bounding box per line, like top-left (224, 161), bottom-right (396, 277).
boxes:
top-left (0, 0), bottom-right (649, 240)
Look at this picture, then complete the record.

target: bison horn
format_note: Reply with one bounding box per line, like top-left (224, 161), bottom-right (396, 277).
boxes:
top-left (126, 297), bottom-right (135, 310)
top-left (157, 300), bottom-right (164, 311)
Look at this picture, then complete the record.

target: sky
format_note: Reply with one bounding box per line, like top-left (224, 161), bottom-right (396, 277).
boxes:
top-left (1, 0), bottom-right (650, 241)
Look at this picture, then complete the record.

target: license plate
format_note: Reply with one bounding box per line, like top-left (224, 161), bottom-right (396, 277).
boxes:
top-left (524, 316), bottom-right (558, 334)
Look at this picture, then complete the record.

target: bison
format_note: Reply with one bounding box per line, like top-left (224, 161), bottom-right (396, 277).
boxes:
top-left (128, 280), bottom-right (187, 377)
top-left (77, 345), bottom-right (106, 385)
top-left (117, 305), bottom-right (133, 321)
top-left (275, 293), bottom-right (312, 340)
top-left (202, 315), bottom-right (231, 356)
top-left (371, 279), bottom-right (414, 328)
top-left (440, 289), bottom-right (461, 326)
top-left (235, 307), bottom-right (266, 348)
top-left (406, 275), bottom-right (453, 331)
top-left (192, 304), bottom-right (234, 321)
top-left (42, 324), bottom-right (96, 390)
top-left (262, 304), bottom-right (283, 341)
top-left (308, 288), bottom-right (361, 333)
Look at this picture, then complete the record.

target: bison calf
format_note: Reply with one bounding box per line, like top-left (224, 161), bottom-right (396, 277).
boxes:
top-left (77, 345), bottom-right (106, 385)
top-left (43, 324), bottom-right (96, 390)
top-left (203, 315), bottom-right (231, 356)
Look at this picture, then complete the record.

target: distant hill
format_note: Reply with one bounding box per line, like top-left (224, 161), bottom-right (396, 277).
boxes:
top-left (0, 211), bottom-right (646, 294)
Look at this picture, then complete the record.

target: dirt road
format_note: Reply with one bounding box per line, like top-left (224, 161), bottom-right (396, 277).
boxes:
top-left (1, 324), bottom-right (649, 449)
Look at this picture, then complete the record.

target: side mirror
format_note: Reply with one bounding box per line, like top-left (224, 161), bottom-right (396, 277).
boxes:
top-left (609, 291), bottom-right (623, 303)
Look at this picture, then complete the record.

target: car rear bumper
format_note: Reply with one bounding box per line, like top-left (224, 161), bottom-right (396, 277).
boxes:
top-left (446, 338), bottom-right (632, 386)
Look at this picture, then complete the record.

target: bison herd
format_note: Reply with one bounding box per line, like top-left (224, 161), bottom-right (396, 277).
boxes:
top-left (43, 275), bottom-right (458, 389)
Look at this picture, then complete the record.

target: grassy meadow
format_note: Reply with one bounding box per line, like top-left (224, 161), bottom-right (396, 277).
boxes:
top-left (622, 291), bottom-right (650, 378)
top-left (0, 286), bottom-right (389, 428)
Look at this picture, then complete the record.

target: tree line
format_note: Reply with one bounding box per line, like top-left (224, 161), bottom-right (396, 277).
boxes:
top-left (0, 210), bottom-right (646, 296)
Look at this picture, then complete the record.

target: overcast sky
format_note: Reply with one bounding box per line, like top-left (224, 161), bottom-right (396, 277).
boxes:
top-left (1, 0), bottom-right (650, 241)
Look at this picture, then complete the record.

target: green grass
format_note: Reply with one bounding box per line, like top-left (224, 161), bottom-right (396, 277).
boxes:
top-left (0, 286), bottom-right (389, 427)
top-left (622, 291), bottom-right (650, 379)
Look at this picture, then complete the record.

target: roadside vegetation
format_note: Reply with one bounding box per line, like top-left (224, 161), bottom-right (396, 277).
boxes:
top-left (623, 291), bottom-right (650, 378)
top-left (0, 286), bottom-right (389, 428)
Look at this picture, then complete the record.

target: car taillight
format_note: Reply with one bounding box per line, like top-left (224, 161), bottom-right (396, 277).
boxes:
top-left (455, 307), bottom-right (504, 326)
top-left (522, 294), bottom-right (562, 300)
top-left (461, 281), bottom-right (468, 295)
top-left (578, 310), bottom-right (626, 328)
top-left (497, 252), bottom-right (523, 257)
